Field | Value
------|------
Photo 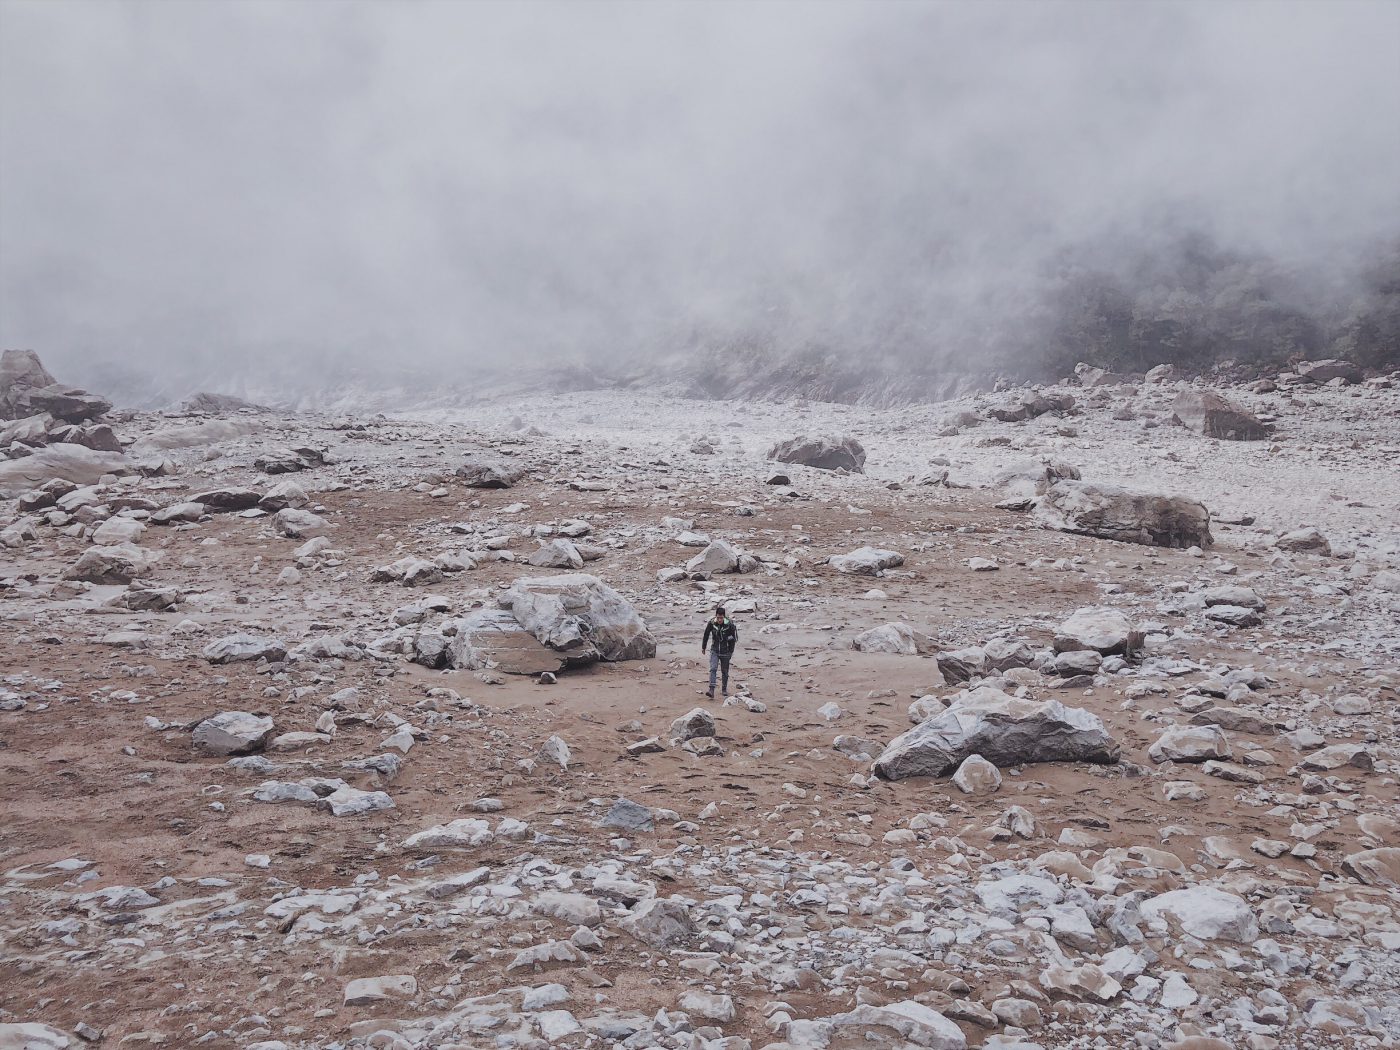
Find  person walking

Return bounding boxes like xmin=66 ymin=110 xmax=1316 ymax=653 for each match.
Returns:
xmin=701 ymin=605 xmax=738 ymax=699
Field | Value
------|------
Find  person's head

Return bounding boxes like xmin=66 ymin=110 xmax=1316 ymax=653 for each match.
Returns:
xmin=713 ymin=606 xmax=726 ymax=621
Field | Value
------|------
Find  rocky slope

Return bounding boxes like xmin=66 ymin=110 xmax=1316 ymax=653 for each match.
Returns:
xmin=1 ymin=357 xmax=1398 ymax=1050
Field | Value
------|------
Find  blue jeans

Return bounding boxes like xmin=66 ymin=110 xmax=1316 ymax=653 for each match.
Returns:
xmin=708 ymin=650 xmax=731 ymax=695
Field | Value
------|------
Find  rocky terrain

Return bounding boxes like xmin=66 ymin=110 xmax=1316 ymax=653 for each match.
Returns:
xmin=2 ymin=351 xmax=1399 ymax=1050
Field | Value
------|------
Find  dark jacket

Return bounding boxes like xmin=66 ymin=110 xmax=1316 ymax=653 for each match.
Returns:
xmin=702 ymin=618 xmax=739 ymax=655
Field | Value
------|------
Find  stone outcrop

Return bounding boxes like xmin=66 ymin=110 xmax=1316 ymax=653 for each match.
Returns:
xmin=873 ymin=691 xmax=1119 ymax=779
xmin=1171 ymin=389 xmax=1272 ymax=440
xmin=500 ymin=574 xmax=656 ymax=664
xmin=767 ymin=433 xmax=866 ymax=472
xmin=1036 ymin=480 xmax=1212 ymax=548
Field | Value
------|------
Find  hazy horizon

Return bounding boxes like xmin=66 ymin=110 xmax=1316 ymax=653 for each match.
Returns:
xmin=2 ymin=0 xmax=1398 ymax=399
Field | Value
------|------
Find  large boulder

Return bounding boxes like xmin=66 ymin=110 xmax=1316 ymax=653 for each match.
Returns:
xmin=528 ymin=539 xmax=585 ymax=569
xmin=1295 ymin=359 xmax=1363 ymax=384
xmin=64 ymin=543 xmax=157 ymax=584
xmin=500 ymin=574 xmax=656 ymax=664
xmin=202 ymin=634 xmax=288 ymax=664
xmin=179 ymin=391 xmax=270 ymax=414
xmin=873 ymin=691 xmax=1119 ymax=779
xmin=1171 ymin=390 xmax=1272 ymax=440
xmin=1140 ymin=887 xmax=1258 ymax=943
xmin=1053 ymin=607 xmax=1143 ymax=655
xmin=19 ymin=385 xmax=112 ymax=424
xmin=447 ymin=607 xmax=566 ymax=675
xmin=986 ymin=390 xmax=1075 ymax=422
xmin=192 ymin=711 xmax=275 ymax=755
xmin=852 ymin=622 xmax=933 ymax=655
xmin=191 ymin=487 xmax=263 ymax=512
xmin=1341 ymin=848 xmax=1400 ymax=888
xmin=767 ymin=433 xmax=866 ymax=473
xmin=0 ymin=445 xmax=130 ymax=497
xmin=1036 ymin=480 xmax=1212 ymax=548
xmin=830 ymin=546 xmax=904 ymax=576
xmin=0 ymin=349 xmax=58 ymax=418
xmin=457 ymin=454 xmax=525 ymax=488
xmin=685 ymin=538 xmax=740 ymax=575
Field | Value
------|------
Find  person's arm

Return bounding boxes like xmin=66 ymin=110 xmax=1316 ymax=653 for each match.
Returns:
xmin=731 ymin=623 xmax=739 ymax=649
xmin=702 ymin=623 xmax=713 ymax=652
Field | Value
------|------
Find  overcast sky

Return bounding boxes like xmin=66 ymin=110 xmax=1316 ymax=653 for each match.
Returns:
xmin=2 ymin=0 xmax=1398 ymax=389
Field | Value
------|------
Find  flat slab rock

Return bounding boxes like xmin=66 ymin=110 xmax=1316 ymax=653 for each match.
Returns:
xmin=448 ymin=607 xmax=565 ymax=675
xmin=874 ymin=689 xmax=1119 ymax=779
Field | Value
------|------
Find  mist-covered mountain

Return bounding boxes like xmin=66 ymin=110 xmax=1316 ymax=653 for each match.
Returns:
xmin=2 ymin=2 xmax=1397 ymax=407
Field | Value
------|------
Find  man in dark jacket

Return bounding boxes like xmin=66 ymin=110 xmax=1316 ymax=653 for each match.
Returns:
xmin=701 ymin=605 xmax=738 ymax=699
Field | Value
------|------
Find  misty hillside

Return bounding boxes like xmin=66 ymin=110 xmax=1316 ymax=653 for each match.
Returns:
xmin=2 ymin=2 xmax=1398 ymax=407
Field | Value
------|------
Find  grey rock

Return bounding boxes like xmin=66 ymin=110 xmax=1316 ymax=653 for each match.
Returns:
xmin=1171 ymin=389 xmax=1272 ymax=440
xmin=203 ymin=634 xmax=288 ymax=664
xmin=874 ymin=691 xmax=1118 ymax=779
xmin=767 ymin=433 xmax=866 ymax=472
xmin=500 ymin=573 xmax=656 ymax=663
xmin=601 ymin=797 xmax=654 ymax=831
xmin=1037 ymin=480 xmax=1212 ymax=548
xmin=193 ymin=711 xmax=275 ymax=755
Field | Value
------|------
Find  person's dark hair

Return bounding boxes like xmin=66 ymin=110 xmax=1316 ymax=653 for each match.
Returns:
xmin=714 ymin=606 xmax=725 ymax=616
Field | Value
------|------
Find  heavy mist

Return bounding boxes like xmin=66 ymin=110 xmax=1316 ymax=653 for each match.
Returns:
xmin=1 ymin=0 xmax=1397 ymax=404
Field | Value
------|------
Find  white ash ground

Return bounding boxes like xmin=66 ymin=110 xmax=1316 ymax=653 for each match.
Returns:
xmin=1 ymin=373 xmax=1399 ymax=1050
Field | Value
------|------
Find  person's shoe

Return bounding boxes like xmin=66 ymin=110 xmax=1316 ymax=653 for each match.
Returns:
xmin=705 ymin=691 xmax=713 ymax=699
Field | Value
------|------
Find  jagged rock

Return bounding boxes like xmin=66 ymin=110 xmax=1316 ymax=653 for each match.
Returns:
xmin=91 ymin=517 xmax=144 ymax=546
xmin=191 ymin=487 xmax=262 ymax=511
xmin=1149 ymin=725 xmax=1233 ymax=763
xmin=987 ymin=390 xmax=1076 ymax=422
xmin=1204 ymin=604 xmax=1261 ymax=627
xmin=150 ymin=501 xmax=205 ymax=524
xmin=767 ymin=433 xmax=866 ymax=472
xmin=371 ymin=556 xmax=443 ymax=587
xmin=273 ymin=508 xmax=328 ymax=537
xmin=0 ymin=412 xmax=53 ymax=447
xmin=873 ymin=692 xmax=1119 ymax=779
xmin=686 ymin=538 xmax=740 ymax=575
xmin=951 ymin=754 xmax=1002 ymax=794
xmin=258 ymin=480 xmax=309 ymax=511
xmin=829 ymin=546 xmax=904 ymax=576
xmin=1188 ymin=706 xmax=1274 ymax=734
xmin=457 ymin=454 xmax=524 ymax=487
xmin=1053 ymin=607 xmax=1143 ymax=655
xmin=1201 ymin=584 xmax=1264 ymax=609
xmin=319 ymin=786 xmax=394 ymax=816
xmin=0 ymin=445 xmax=130 ymax=497
xmin=0 ymin=349 xmax=59 ymax=418
xmin=1295 ymin=359 xmax=1363 ymax=384
xmin=601 ymin=797 xmax=654 ymax=831
xmin=1341 ymin=848 xmax=1400 ymax=888
xmin=829 ymin=1002 xmax=966 ymax=1050
xmin=64 ymin=543 xmax=157 ymax=584
xmin=0 ymin=1023 xmax=76 ymax=1049
xmin=192 ymin=711 xmax=275 ymax=755
xmin=255 ymin=447 xmax=326 ymax=473
xmin=669 ymin=707 xmax=716 ymax=742
xmin=1140 ymin=887 xmax=1258 ymax=942
xmin=124 ymin=584 xmax=181 ymax=611
xmin=1276 ymin=527 xmax=1331 ymax=555
xmin=618 ymin=897 xmax=693 ymax=948
xmin=1171 ymin=389 xmax=1272 ymax=440
xmin=203 ymin=634 xmax=288 ymax=664
xmin=1037 ymin=480 xmax=1212 ymax=548
xmin=1300 ymin=743 xmax=1373 ymax=771
xmin=529 ymin=538 xmax=585 ymax=569
xmin=343 ymin=975 xmax=416 ymax=1006
xmin=63 ymin=424 xmax=123 ymax=453
xmin=403 ymin=818 xmax=493 ymax=850
xmin=447 ymin=607 xmax=565 ymax=675
xmin=500 ymin=574 xmax=656 ymax=663
xmin=852 ymin=622 xmax=931 ymax=655
xmin=995 ymin=457 xmax=1081 ymax=499
xmin=20 ymin=385 xmax=112 ymax=424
